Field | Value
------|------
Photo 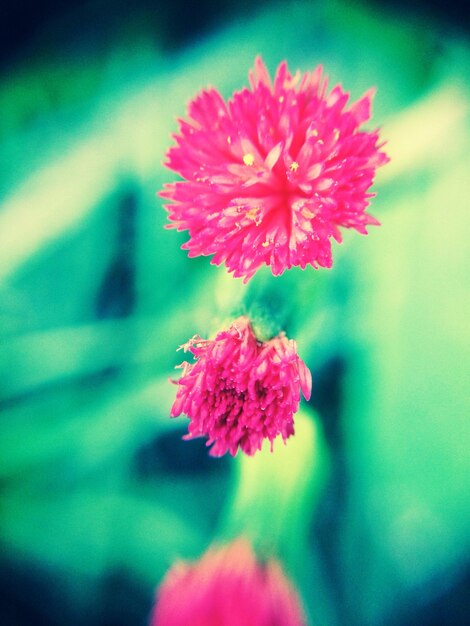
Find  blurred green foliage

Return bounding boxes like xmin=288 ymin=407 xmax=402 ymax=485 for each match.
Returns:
xmin=0 ymin=0 xmax=469 ymax=624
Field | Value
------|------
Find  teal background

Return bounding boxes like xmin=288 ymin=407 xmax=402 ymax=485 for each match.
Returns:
xmin=1 ymin=1 xmax=469 ymax=624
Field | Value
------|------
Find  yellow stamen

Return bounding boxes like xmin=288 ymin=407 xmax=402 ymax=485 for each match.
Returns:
xmin=289 ymin=161 xmax=299 ymax=172
xmin=301 ymin=207 xmax=315 ymax=219
xmin=246 ymin=207 xmax=262 ymax=225
xmin=243 ymin=153 xmax=255 ymax=166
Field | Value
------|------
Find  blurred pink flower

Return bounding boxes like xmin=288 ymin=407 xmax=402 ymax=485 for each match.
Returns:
xmin=151 ymin=539 xmax=306 ymax=626
xmin=161 ymin=56 xmax=389 ymax=281
xmin=170 ymin=316 xmax=311 ymax=457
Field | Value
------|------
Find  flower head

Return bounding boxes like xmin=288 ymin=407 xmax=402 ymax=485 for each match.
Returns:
xmin=171 ymin=316 xmax=311 ymax=457
xmin=151 ymin=539 xmax=306 ymax=626
xmin=161 ymin=56 xmax=389 ymax=281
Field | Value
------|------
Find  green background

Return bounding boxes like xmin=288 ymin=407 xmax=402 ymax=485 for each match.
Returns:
xmin=1 ymin=0 xmax=469 ymax=624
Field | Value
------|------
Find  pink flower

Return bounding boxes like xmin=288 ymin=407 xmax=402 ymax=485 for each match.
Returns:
xmin=161 ymin=56 xmax=389 ymax=281
xmin=151 ymin=539 xmax=306 ymax=626
xmin=170 ymin=316 xmax=311 ymax=457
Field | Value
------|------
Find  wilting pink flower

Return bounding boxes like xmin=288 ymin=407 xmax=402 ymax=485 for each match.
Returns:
xmin=151 ymin=539 xmax=306 ymax=626
xmin=161 ymin=56 xmax=389 ymax=281
xmin=171 ymin=316 xmax=311 ymax=457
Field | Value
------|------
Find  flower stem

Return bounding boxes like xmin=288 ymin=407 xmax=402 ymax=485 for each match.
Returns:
xmin=218 ymin=407 xmax=336 ymax=624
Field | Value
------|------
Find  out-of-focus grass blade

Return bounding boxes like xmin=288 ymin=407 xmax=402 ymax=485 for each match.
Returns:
xmin=1 ymin=317 xmax=166 ymax=399
xmin=338 ymin=79 xmax=470 ymax=624
xmin=0 ymin=376 xmax=175 ymax=481
xmin=0 ymin=275 xmax=221 ymax=401
xmin=0 ymin=486 xmax=204 ymax=586
xmin=380 ymin=82 xmax=470 ymax=185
